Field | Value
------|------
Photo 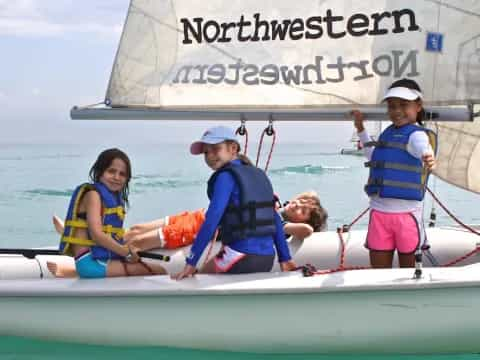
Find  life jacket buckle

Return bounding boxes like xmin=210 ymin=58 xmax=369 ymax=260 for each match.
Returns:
xmin=365 ymin=160 xmax=385 ymax=168
xmin=369 ymin=178 xmax=384 ymax=186
xmin=248 ymin=201 xmax=256 ymax=229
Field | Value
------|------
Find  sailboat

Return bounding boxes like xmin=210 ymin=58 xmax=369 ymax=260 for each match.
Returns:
xmin=340 ymin=121 xmax=382 ymax=156
xmin=1 ymin=0 xmax=480 ymax=354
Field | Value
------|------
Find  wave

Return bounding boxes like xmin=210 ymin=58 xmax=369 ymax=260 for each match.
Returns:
xmin=133 ymin=179 xmax=203 ymax=189
xmin=0 ymin=154 xmax=82 ymax=161
xmin=270 ymin=164 xmax=351 ymax=175
xmin=23 ymin=189 xmax=73 ymax=198
xmin=21 ymin=177 xmax=203 ymax=198
xmin=133 ymin=172 xmax=205 ymax=190
xmin=275 ymin=151 xmax=340 ymax=157
xmin=133 ymin=174 xmax=166 ymax=180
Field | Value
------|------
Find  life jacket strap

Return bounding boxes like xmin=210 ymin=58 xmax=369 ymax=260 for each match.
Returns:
xmin=225 ymin=200 xmax=275 ymax=232
xmin=102 ymin=225 xmax=125 ymax=237
xmin=65 ymin=219 xmax=88 ymax=229
xmin=64 ymin=220 xmax=124 ymax=237
xmin=365 ymin=161 xmax=423 ymax=173
xmin=60 ymin=236 xmax=96 ymax=247
xmin=103 ymin=206 xmax=126 ymax=220
xmin=364 ymin=140 xmax=407 ymax=150
xmin=366 ymin=178 xmax=425 ymax=190
xmin=226 ymin=200 xmax=275 ymax=212
xmin=229 ymin=219 xmax=275 ymax=232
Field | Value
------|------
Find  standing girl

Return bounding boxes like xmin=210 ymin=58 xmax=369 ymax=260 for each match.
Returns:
xmin=172 ymin=126 xmax=296 ymax=280
xmin=57 ymin=148 xmax=166 ymax=278
xmin=352 ymin=79 xmax=436 ymax=268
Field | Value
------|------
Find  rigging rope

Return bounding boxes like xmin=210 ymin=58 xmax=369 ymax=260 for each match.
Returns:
xmin=426 ymin=186 xmax=480 ymax=236
xmin=299 ymin=186 xmax=480 ymax=277
xmin=255 ymin=119 xmax=277 ymax=172
xmin=298 ymin=208 xmax=371 ymax=277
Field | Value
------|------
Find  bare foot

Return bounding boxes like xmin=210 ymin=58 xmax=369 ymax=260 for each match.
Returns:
xmin=52 ymin=215 xmax=64 ymax=235
xmin=47 ymin=261 xmax=77 ymax=278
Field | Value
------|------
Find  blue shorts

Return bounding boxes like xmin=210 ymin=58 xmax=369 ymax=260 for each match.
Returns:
xmin=75 ymin=251 xmax=107 ymax=278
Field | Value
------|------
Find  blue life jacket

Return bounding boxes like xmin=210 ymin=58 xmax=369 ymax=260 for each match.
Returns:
xmin=364 ymin=124 xmax=437 ymax=201
xmin=207 ymin=162 xmax=276 ymax=244
xmin=59 ymin=182 xmax=126 ymax=260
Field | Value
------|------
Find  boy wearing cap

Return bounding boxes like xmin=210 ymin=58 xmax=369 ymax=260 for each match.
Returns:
xmin=351 ymin=79 xmax=437 ymax=269
xmin=172 ymin=126 xmax=296 ymax=280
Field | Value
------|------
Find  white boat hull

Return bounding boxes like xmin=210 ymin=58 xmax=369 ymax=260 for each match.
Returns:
xmin=1 ymin=267 xmax=480 ymax=353
xmin=1 ymin=227 xmax=478 ymax=279
xmin=1 ymin=226 xmax=479 ymax=353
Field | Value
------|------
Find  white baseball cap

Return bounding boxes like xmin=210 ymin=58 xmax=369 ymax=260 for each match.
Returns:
xmin=190 ymin=126 xmax=239 ymax=155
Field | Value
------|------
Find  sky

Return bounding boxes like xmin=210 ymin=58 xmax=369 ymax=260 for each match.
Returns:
xmin=0 ymin=0 xmax=353 ymax=146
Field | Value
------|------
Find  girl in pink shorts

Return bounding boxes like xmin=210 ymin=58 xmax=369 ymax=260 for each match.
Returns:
xmin=351 ymin=79 xmax=436 ymax=268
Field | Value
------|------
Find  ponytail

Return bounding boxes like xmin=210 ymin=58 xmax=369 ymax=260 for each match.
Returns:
xmin=238 ymin=154 xmax=254 ymax=166
xmin=417 ymin=107 xmax=426 ymax=126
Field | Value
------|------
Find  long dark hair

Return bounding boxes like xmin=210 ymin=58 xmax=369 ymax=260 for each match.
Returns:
xmin=388 ymin=78 xmax=425 ymax=126
xmin=89 ymin=148 xmax=132 ymax=207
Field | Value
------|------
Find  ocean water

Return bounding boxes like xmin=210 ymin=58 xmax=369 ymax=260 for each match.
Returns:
xmin=0 ymin=142 xmax=479 ymax=359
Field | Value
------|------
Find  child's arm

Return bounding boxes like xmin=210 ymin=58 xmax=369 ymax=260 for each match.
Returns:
xmin=351 ymin=110 xmax=374 ymax=160
xmin=187 ymin=173 xmax=234 ymax=266
xmin=283 ymin=222 xmax=313 ymax=239
xmin=407 ymin=132 xmax=436 ymax=171
xmin=172 ymin=173 xmax=235 ymax=280
xmin=85 ymin=191 xmax=138 ymax=261
xmin=273 ymin=212 xmax=296 ymax=271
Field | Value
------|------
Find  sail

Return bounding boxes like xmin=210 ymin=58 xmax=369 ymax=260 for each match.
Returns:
xmin=428 ymin=112 xmax=480 ymax=194
xmin=106 ymin=0 xmax=480 ymax=109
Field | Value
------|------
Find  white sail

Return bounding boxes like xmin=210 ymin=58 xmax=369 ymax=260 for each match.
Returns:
xmin=105 ymin=0 xmax=480 ymax=109
xmin=428 ymin=114 xmax=480 ymax=194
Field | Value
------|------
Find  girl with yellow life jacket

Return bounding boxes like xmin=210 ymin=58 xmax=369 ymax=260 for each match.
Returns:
xmin=351 ymin=79 xmax=437 ymax=269
xmin=54 ymin=148 xmax=166 ymax=278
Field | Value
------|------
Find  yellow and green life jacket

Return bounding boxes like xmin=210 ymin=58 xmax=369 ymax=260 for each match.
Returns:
xmin=59 ymin=182 xmax=126 ymax=260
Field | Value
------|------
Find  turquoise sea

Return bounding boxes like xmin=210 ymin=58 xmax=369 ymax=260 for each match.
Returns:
xmin=0 ymin=142 xmax=479 ymax=359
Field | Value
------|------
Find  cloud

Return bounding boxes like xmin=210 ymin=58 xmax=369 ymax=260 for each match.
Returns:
xmin=0 ymin=0 xmax=126 ymax=38
xmin=0 ymin=90 xmax=6 ymax=101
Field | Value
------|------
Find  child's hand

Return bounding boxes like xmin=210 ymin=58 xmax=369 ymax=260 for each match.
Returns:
xmin=351 ymin=110 xmax=365 ymax=132
xmin=124 ymin=244 xmax=140 ymax=263
xmin=280 ymin=260 xmax=297 ymax=272
xmin=422 ymin=153 xmax=436 ymax=171
xmin=171 ymin=264 xmax=197 ymax=280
